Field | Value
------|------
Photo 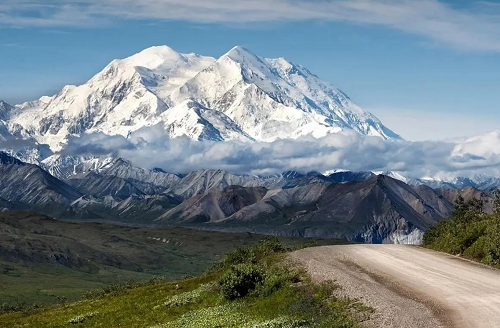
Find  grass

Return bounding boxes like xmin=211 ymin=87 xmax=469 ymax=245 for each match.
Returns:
xmin=0 ymin=238 xmax=371 ymax=328
xmin=0 ymin=261 xmax=154 ymax=306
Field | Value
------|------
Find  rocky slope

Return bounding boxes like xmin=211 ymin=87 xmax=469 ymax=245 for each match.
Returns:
xmin=0 ymin=152 xmax=82 ymax=208
xmin=157 ymin=175 xmax=460 ymax=243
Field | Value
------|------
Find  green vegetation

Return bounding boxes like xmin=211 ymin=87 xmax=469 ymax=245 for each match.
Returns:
xmin=423 ymin=192 xmax=500 ymax=267
xmin=0 ymin=238 xmax=371 ymax=328
xmin=0 ymin=212 xmax=347 ymax=306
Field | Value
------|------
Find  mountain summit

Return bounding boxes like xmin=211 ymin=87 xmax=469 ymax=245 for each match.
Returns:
xmin=4 ymin=45 xmax=401 ymax=151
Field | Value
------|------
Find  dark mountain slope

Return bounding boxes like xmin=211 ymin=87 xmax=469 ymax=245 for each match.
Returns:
xmin=161 ymin=186 xmax=268 ymax=223
xmin=0 ymin=152 xmax=82 ymax=206
xmin=67 ymin=171 xmax=146 ymax=200
xmin=158 ymin=176 xmax=457 ymax=243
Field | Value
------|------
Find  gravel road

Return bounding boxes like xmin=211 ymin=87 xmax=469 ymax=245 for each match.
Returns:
xmin=291 ymin=245 xmax=500 ymax=328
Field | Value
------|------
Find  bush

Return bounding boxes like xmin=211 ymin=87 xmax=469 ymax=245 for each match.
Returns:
xmin=219 ymin=264 xmax=264 ymax=300
xmin=463 ymin=236 xmax=487 ymax=260
xmin=0 ymin=300 xmax=42 ymax=315
xmin=209 ymin=237 xmax=290 ymax=273
xmin=254 ymin=265 xmax=303 ymax=298
xmin=483 ymin=222 xmax=500 ymax=265
xmin=256 ymin=237 xmax=289 ymax=255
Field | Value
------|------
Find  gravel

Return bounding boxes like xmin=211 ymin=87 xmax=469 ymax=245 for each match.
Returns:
xmin=291 ymin=245 xmax=500 ymax=328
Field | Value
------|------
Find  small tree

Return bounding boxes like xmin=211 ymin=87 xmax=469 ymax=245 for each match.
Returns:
xmin=493 ymin=189 xmax=500 ymax=216
xmin=452 ymin=196 xmax=485 ymax=224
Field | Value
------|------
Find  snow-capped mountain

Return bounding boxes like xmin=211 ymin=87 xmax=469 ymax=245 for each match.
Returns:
xmin=323 ymin=168 xmax=500 ymax=191
xmin=2 ymin=45 xmax=401 ymax=151
xmin=373 ymin=171 xmax=409 ymax=183
xmin=408 ymin=175 xmax=500 ymax=191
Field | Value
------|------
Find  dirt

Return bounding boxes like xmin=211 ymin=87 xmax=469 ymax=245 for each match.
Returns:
xmin=291 ymin=245 xmax=500 ymax=328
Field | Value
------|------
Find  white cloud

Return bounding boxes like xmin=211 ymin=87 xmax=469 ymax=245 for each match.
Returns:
xmin=59 ymin=125 xmax=500 ymax=179
xmin=2 ymin=0 xmax=500 ymax=52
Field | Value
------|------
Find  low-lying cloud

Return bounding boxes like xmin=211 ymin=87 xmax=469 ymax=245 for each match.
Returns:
xmin=59 ymin=125 xmax=500 ymax=179
xmin=2 ymin=0 xmax=500 ymax=52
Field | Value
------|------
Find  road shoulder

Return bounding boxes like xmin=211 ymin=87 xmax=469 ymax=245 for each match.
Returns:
xmin=291 ymin=246 xmax=449 ymax=328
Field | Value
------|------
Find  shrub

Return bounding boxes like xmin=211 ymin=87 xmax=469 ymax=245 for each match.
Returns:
xmin=68 ymin=312 xmax=98 ymax=324
xmin=219 ymin=264 xmax=264 ymax=300
xmin=463 ymin=236 xmax=487 ymax=260
xmin=223 ymin=246 xmax=257 ymax=266
xmin=253 ymin=265 xmax=303 ymax=298
xmin=0 ymin=301 xmax=26 ymax=315
xmin=257 ymin=237 xmax=289 ymax=255
xmin=0 ymin=300 xmax=42 ymax=315
xmin=483 ymin=222 xmax=500 ymax=265
xmin=209 ymin=237 xmax=289 ymax=272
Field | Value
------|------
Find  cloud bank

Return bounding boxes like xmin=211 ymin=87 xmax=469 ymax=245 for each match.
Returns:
xmin=60 ymin=126 xmax=500 ymax=179
xmin=2 ymin=0 xmax=500 ymax=52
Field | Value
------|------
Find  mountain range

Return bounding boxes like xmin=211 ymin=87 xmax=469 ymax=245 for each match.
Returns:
xmin=0 ymin=151 xmax=493 ymax=244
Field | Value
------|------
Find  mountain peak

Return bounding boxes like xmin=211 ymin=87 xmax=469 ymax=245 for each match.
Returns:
xmin=226 ymin=45 xmax=252 ymax=54
xmin=118 ymin=45 xmax=185 ymax=70
xmin=136 ymin=45 xmax=181 ymax=58
xmin=221 ymin=45 xmax=260 ymax=63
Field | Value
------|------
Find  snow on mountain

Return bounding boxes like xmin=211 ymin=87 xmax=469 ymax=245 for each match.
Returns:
xmin=170 ymin=46 xmax=400 ymax=141
xmin=323 ymin=168 xmax=500 ymax=191
xmin=41 ymin=155 xmax=115 ymax=179
xmin=408 ymin=175 xmax=500 ymax=191
xmin=8 ymin=46 xmax=216 ymax=150
xmin=160 ymin=100 xmax=253 ymax=141
xmin=96 ymin=158 xmax=182 ymax=191
xmin=374 ymin=171 xmax=409 ymax=183
xmin=4 ymin=45 xmax=401 ymax=152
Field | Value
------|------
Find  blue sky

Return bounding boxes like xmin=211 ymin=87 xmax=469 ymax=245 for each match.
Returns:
xmin=1 ymin=0 xmax=500 ymax=141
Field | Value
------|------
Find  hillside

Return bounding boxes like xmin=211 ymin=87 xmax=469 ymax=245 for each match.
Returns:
xmin=0 ymin=211 xmax=343 ymax=306
xmin=0 ymin=239 xmax=369 ymax=328
xmin=423 ymin=194 xmax=500 ymax=267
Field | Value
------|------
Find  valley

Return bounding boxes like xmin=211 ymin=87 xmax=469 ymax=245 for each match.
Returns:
xmin=0 ymin=211 xmax=343 ymax=305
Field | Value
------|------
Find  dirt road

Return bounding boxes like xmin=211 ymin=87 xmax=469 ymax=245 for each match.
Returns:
xmin=291 ymin=245 xmax=500 ymax=328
